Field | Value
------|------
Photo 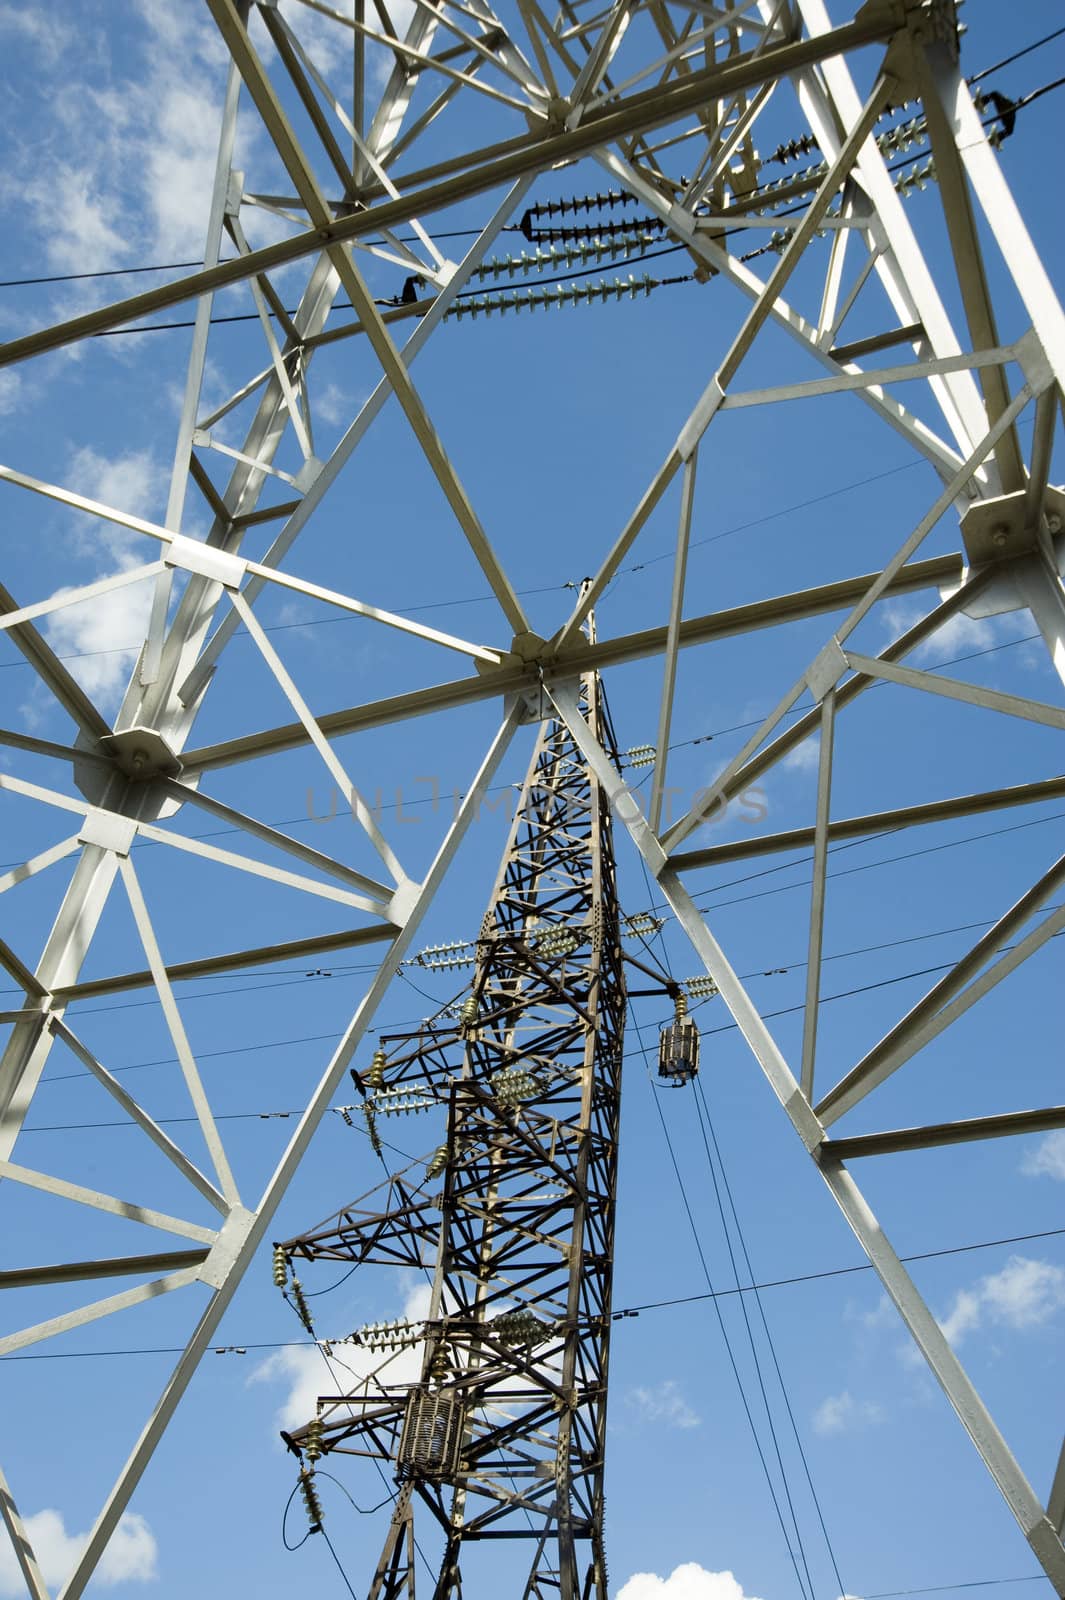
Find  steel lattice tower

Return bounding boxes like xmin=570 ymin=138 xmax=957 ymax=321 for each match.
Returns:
xmin=279 ymin=662 xmax=626 ymax=1598
xmin=2 ymin=1 xmax=1065 ymax=1593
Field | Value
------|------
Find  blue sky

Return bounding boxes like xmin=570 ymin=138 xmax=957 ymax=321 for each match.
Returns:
xmin=1 ymin=3 xmax=1064 ymax=1599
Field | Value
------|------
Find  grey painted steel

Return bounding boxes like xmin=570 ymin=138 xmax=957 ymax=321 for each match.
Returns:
xmin=1 ymin=0 xmax=1064 ymax=1592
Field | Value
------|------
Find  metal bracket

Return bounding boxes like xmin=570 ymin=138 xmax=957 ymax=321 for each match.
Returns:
xmin=806 ymin=638 xmax=848 ymax=702
xmin=956 ymin=488 xmax=1065 ymax=617
xmin=98 ymin=727 xmax=184 ymax=782
xmin=79 ymin=809 xmax=138 ymax=857
xmin=198 ymin=1207 xmax=256 ymax=1290
xmin=165 ymin=534 xmax=248 ymax=589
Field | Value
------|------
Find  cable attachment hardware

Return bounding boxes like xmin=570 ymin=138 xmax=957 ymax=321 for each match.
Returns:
xmin=658 ymin=992 xmax=701 ymax=1086
xmin=298 ymin=1467 xmax=324 ymax=1531
xmin=491 ymin=1065 xmax=542 ymax=1106
xmin=518 ymin=188 xmax=640 ymax=238
xmin=305 ymin=1414 xmax=324 ymax=1465
xmin=368 ymin=1083 xmax=436 ymax=1117
xmin=363 ymin=1102 xmax=383 ymax=1157
xmin=534 ymin=924 xmax=580 ymax=959
xmin=289 ymin=1276 xmax=315 ymax=1335
xmin=353 ymin=1317 xmax=424 ymax=1353
xmin=492 ymin=1308 xmax=552 ymax=1349
xmin=366 ymin=1047 xmax=387 ymax=1090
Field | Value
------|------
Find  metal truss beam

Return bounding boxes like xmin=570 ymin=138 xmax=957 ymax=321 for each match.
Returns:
xmin=0 ymin=5 xmax=897 ymax=369
xmin=2 ymin=0 xmax=1064 ymax=1591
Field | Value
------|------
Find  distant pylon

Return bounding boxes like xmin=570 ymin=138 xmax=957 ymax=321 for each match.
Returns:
xmin=278 ymin=662 xmax=629 ymax=1598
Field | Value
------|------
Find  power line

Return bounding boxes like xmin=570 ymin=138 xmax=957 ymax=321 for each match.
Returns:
xmin=5 ymin=1225 xmax=1063 ymax=1361
xmin=860 ymin=1579 xmax=1049 ymax=1599
xmin=632 ymin=1010 xmax=813 ymax=1600
xmin=0 ymin=453 xmax=936 ymax=673
xmin=22 ymin=888 xmax=1059 ymax=1088
xmin=1 ymin=27 xmax=1060 ymax=297
xmin=617 ymin=1226 xmax=1065 ymax=1319
xmin=0 ymin=578 xmax=570 ymax=672
xmin=676 ymin=809 xmax=1065 ymax=920
xmin=689 ymin=1078 xmax=820 ymax=1599
xmin=655 ymin=630 xmax=1043 ymax=758
xmin=968 ymin=24 xmax=1065 ymax=84
xmin=0 ymin=228 xmax=495 ymax=290
xmin=0 ymin=425 xmax=1041 ymax=682
xmin=693 ymin=1078 xmax=848 ymax=1597
xmin=694 ymin=929 xmax=1063 ymax=1040
xmin=5 ymin=79 xmax=1056 ymax=345
xmin=58 ymin=85 xmax=1065 ymax=335
xmin=0 ymin=624 xmax=1043 ymax=904
xmin=319 ymin=1525 xmax=360 ymax=1600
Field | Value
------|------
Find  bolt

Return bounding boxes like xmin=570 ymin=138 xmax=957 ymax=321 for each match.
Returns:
xmin=991 ymin=524 xmax=1010 ymax=548
xmin=130 ymin=749 xmax=148 ymax=773
xmin=1047 ymin=514 xmax=1062 ymax=535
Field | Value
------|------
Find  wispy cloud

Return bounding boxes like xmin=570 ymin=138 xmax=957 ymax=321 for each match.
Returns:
xmin=781 ymin=735 xmax=820 ymax=773
xmin=811 ymin=1390 xmax=884 ymax=1436
xmin=1021 ymin=1131 xmax=1065 ymax=1182
xmin=878 ymin=597 xmax=1033 ymax=670
xmin=41 ymin=447 xmax=163 ymax=705
xmin=0 ymin=5 xmax=76 ymax=67
xmin=616 ymin=1563 xmax=765 ymax=1600
xmin=626 ymin=1379 xmax=700 ymax=1430
xmin=249 ymin=1282 xmax=432 ymax=1433
xmin=846 ymin=1292 xmax=896 ymax=1332
xmin=0 ymin=1509 xmax=157 ymax=1597
xmin=937 ymin=1255 xmax=1065 ymax=1349
xmin=0 ymin=3 xmax=233 ymax=328
xmin=0 ymin=371 xmax=22 ymax=416
xmin=315 ymin=381 xmax=356 ymax=429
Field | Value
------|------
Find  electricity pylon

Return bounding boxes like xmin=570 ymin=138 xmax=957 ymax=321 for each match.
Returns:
xmin=278 ymin=662 xmax=628 ymax=1598
xmin=1 ymin=0 xmax=1065 ymax=1594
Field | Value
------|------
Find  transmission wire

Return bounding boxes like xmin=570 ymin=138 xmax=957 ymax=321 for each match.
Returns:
xmin=687 ymin=1080 xmax=820 ymax=1598
xmin=631 ymin=1009 xmax=812 ymax=1599
xmin=5 ymin=1226 xmax=1064 ymax=1360
xmin=694 ymin=1079 xmax=847 ymax=1597
xmin=319 ymin=1524 xmax=360 ymax=1600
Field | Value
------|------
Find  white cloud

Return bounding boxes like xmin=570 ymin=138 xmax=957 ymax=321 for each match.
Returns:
xmin=848 ymin=1292 xmax=895 ymax=1331
xmin=98 ymin=1516 xmax=158 ymax=1587
xmin=269 ymin=0 xmax=355 ymax=78
xmin=0 ymin=5 xmax=75 ymax=65
xmin=41 ymin=447 xmax=163 ymax=704
xmin=0 ymin=1509 xmax=157 ymax=1597
xmin=878 ymin=598 xmax=1029 ymax=669
xmin=811 ymin=1390 xmax=884 ymax=1436
xmin=250 ymin=1282 xmax=432 ymax=1433
xmin=44 ymin=577 xmax=154 ymax=701
xmin=0 ymin=371 xmax=21 ymax=416
xmin=616 ymin=1563 xmax=764 ymax=1600
xmin=938 ymin=1255 xmax=1065 ymax=1348
xmin=626 ymin=1380 xmax=700 ymax=1430
xmin=316 ymin=381 xmax=355 ymax=428
xmin=1021 ymin=1131 xmax=1065 ymax=1181
xmin=781 ymin=735 xmax=820 ymax=773
xmin=65 ymin=445 xmax=162 ymax=538
xmin=2 ymin=3 xmax=232 ymax=322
